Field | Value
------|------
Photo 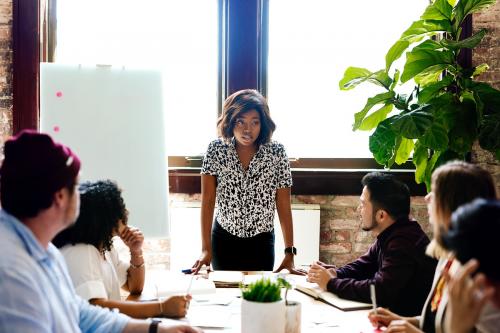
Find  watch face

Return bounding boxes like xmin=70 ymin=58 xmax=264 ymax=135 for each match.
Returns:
xmin=285 ymin=247 xmax=297 ymax=255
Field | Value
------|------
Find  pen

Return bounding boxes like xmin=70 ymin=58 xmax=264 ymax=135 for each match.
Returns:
xmin=186 ymin=273 xmax=195 ymax=295
xmin=370 ymin=284 xmax=377 ymax=315
xmin=182 ymin=268 xmax=193 ymax=274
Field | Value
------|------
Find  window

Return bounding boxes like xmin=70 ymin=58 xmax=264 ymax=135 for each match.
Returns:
xmin=13 ymin=0 xmax=443 ymax=194
xmin=268 ymin=0 xmax=429 ymax=158
xmin=55 ymin=0 xmax=218 ymax=156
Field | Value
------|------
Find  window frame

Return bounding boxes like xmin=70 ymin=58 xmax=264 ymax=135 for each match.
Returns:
xmin=13 ymin=0 xmax=471 ymax=195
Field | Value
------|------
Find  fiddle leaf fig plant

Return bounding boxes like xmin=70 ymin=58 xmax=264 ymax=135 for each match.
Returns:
xmin=339 ymin=0 xmax=500 ymax=190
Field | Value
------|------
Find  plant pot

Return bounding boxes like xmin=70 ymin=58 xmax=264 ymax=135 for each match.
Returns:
xmin=241 ymin=298 xmax=285 ymax=333
xmin=285 ymin=301 xmax=301 ymax=333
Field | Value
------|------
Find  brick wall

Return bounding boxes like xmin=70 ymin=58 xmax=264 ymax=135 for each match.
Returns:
xmin=0 ymin=0 xmax=12 ymax=151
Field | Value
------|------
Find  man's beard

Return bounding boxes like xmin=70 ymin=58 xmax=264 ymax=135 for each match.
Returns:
xmin=361 ymin=216 xmax=377 ymax=231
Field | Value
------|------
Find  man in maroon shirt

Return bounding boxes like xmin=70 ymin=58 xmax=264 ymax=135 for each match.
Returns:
xmin=308 ymin=172 xmax=437 ymax=316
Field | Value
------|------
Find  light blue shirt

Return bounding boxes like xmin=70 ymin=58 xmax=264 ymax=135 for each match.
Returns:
xmin=0 ymin=210 xmax=129 ymax=333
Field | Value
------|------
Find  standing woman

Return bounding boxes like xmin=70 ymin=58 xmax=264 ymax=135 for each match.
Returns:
xmin=192 ymin=89 xmax=302 ymax=274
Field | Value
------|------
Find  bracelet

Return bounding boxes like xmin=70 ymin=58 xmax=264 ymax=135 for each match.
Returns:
xmin=129 ymin=261 xmax=145 ymax=269
xmin=131 ymin=252 xmax=143 ymax=258
xmin=158 ymin=300 xmax=164 ymax=316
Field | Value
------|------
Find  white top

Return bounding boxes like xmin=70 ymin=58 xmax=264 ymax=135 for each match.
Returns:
xmin=60 ymin=244 xmax=129 ymax=301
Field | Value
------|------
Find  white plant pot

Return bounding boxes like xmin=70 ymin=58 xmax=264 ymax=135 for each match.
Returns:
xmin=241 ymin=299 xmax=285 ymax=333
xmin=285 ymin=301 xmax=301 ymax=333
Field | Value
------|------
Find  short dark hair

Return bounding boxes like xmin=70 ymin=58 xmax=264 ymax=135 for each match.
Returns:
xmin=0 ymin=130 xmax=80 ymax=219
xmin=361 ymin=172 xmax=410 ymax=220
xmin=431 ymin=161 xmax=497 ymax=220
xmin=442 ymin=199 xmax=500 ymax=282
xmin=53 ymin=180 xmax=127 ymax=253
xmin=217 ymin=89 xmax=276 ymax=146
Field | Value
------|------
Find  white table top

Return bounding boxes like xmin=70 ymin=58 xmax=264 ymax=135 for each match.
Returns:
xmin=157 ymin=287 xmax=375 ymax=333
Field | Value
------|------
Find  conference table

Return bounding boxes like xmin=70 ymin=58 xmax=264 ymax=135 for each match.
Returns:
xmin=127 ymin=271 xmax=375 ymax=333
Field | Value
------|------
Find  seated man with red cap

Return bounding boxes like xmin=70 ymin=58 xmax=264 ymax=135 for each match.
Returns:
xmin=0 ymin=130 xmax=201 ymax=333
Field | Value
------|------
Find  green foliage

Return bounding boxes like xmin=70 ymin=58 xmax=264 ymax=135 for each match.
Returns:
xmin=240 ymin=278 xmax=289 ymax=303
xmin=339 ymin=0 xmax=500 ymax=190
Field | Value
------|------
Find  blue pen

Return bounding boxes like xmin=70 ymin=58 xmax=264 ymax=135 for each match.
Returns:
xmin=182 ymin=268 xmax=193 ymax=274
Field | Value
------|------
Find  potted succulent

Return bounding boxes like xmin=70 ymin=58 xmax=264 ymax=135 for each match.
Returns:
xmin=240 ymin=278 xmax=286 ymax=333
xmin=339 ymin=0 xmax=500 ymax=189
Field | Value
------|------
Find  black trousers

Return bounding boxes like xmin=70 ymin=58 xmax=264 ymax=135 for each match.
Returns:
xmin=211 ymin=220 xmax=275 ymax=271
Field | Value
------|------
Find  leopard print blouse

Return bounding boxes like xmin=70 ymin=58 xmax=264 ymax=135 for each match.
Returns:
xmin=201 ymin=138 xmax=293 ymax=238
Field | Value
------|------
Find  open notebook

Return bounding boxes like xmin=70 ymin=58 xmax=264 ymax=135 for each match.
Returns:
xmin=292 ymin=276 xmax=371 ymax=311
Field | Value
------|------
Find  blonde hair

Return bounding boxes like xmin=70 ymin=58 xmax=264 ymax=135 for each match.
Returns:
xmin=426 ymin=161 xmax=497 ymax=258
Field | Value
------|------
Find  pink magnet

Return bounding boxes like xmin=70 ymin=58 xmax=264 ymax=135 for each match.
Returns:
xmin=53 ymin=126 xmax=60 ymax=132
xmin=56 ymin=91 xmax=63 ymax=98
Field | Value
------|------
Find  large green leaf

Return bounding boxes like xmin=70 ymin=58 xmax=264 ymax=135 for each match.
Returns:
xmin=339 ymin=67 xmax=372 ymax=90
xmin=386 ymin=40 xmax=410 ymax=71
xmin=418 ymin=76 xmax=454 ymax=103
xmin=441 ymin=29 xmax=486 ymax=49
xmin=472 ymin=64 xmax=489 ymax=77
xmin=401 ymin=47 xmax=454 ymax=82
xmin=358 ymin=104 xmax=394 ymax=131
xmin=400 ymin=20 xmax=452 ymax=41
xmin=453 ymin=0 xmax=496 ymax=31
xmin=421 ymin=0 xmax=453 ymax=20
xmin=479 ymin=113 xmax=500 ymax=151
xmin=353 ymin=91 xmax=395 ymax=130
xmin=415 ymin=64 xmax=447 ymax=86
xmin=391 ymin=105 xmax=434 ymax=138
xmin=369 ymin=118 xmax=398 ymax=166
xmin=470 ymin=82 xmax=500 ymax=115
xmin=424 ymin=151 xmax=442 ymax=191
xmin=446 ymin=101 xmax=478 ymax=153
xmin=389 ymin=70 xmax=401 ymax=91
xmin=413 ymin=140 xmax=429 ymax=184
xmin=420 ymin=120 xmax=449 ymax=150
xmin=395 ymin=137 xmax=415 ymax=165
xmin=339 ymin=67 xmax=392 ymax=90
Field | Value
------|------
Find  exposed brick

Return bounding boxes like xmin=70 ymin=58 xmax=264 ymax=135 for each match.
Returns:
xmin=334 ymin=230 xmax=351 ymax=242
xmin=320 ymin=242 xmax=352 ymax=254
xmin=329 ymin=196 xmax=359 ymax=207
xmin=354 ymin=230 xmax=374 ymax=243
xmin=294 ymin=195 xmax=329 ymax=205
xmin=319 ymin=229 xmax=332 ymax=243
xmin=329 ymin=219 xmax=360 ymax=230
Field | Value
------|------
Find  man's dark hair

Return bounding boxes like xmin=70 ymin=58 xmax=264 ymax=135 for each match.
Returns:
xmin=361 ymin=172 xmax=410 ymax=220
xmin=442 ymin=199 xmax=500 ymax=282
xmin=53 ymin=180 xmax=127 ymax=253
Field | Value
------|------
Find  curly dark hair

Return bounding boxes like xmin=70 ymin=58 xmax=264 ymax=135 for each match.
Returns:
xmin=53 ymin=180 xmax=128 ymax=253
xmin=217 ymin=89 xmax=276 ymax=146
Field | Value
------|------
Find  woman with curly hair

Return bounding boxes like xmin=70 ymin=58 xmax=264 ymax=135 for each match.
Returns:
xmin=53 ymin=180 xmax=190 ymax=319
